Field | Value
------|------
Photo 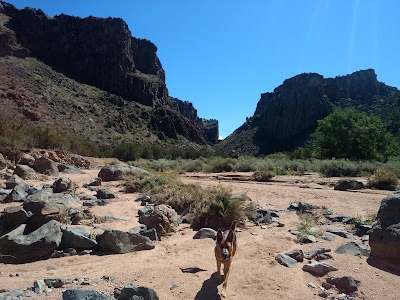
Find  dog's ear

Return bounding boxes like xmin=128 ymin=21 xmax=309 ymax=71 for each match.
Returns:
xmin=216 ymin=229 xmax=223 ymax=243
xmin=226 ymin=229 xmax=234 ymax=243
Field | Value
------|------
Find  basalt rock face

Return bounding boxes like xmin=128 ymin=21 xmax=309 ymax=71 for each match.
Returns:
xmin=219 ymin=69 xmax=400 ymax=155
xmin=2 ymin=3 xmax=167 ymax=106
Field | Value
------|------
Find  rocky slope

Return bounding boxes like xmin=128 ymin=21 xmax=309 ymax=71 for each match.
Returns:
xmin=0 ymin=1 xmax=218 ymax=149
xmin=218 ymin=69 xmax=400 ymax=155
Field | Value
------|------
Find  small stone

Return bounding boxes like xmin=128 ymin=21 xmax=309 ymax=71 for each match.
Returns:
xmin=80 ymin=278 xmax=91 ymax=285
xmin=275 ymin=254 xmax=298 ymax=268
xmin=33 ymin=279 xmax=46 ymax=294
xmin=302 ymin=261 xmax=338 ymax=276
xmin=308 ymin=282 xmax=317 ymax=289
xmin=170 ymin=283 xmax=179 ymax=290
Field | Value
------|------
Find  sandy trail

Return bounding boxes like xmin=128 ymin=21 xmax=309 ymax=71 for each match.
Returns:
xmin=0 ymin=169 xmax=399 ymax=300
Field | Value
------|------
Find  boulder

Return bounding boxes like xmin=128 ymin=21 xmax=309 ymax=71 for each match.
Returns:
xmin=302 ymin=261 xmax=338 ymax=276
xmin=83 ymin=177 xmax=102 ymax=187
xmin=304 ymin=247 xmax=331 ymax=260
xmin=18 ymin=153 xmax=35 ymax=166
xmin=288 ymin=201 xmax=318 ymax=213
xmin=34 ymin=156 xmax=59 ymax=176
xmin=326 ymin=228 xmax=354 ymax=239
xmin=325 ymin=214 xmax=355 ymax=224
xmin=24 ymin=188 xmax=80 ymax=210
xmin=118 ymin=285 xmax=159 ymax=300
xmin=138 ymin=228 xmax=160 ymax=241
xmin=1 ymin=206 xmax=30 ymax=230
xmin=193 ymin=228 xmax=217 ymax=240
xmin=334 ymin=180 xmax=364 ymax=191
xmin=53 ymin=177 xmax=75 ymax=193
xmin=98 ymin=164 xmax=147 ymax=181
xmin=138 ymin=206 xmax=154 ymax=217
xmin=5 ymin=182 xmax=30 ymax=203
xmin=369 ymin=192 xmax=400 ymax=259
xmin=298 ymin=235 xmax=316 ymax=244
xmin=329 ymin=276 xmax=360 ymax=295
xmin=61 ymin=226 xmax=98 ymax=250
xmin=275 ymin=254 xmax=298 ymax=268
xmin=285 ymin=249 xmax=304 ymax=262
xmin=0 ymin=220 xmax=62 ymax=262
xmin=62 ymin=289 xmax=114 ymax=300
xmin=139 ymin=204 xmax=179 ymax=235
xmin=5 ymin=174 xmax=25 ymax=189
xmin=96 ymin=188 xmax=116 ymax=199
xmin=354 ymin=223 xmax=372 ymax=237
xmin=335 ymin=242 xmax=370 ymax=257
xmin=58 ymin=164 xmax=84 ymax=174
xmin=97 ymin=230 xmax=155 ymax=253
xmin=44 ymin=278 xmax=73 ymax=288
xmin=14 ymin=164 xmax=37 ymax=180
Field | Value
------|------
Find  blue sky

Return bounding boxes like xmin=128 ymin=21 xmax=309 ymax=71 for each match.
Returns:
xmin=5 ymin=0 xmax=400 ymax=138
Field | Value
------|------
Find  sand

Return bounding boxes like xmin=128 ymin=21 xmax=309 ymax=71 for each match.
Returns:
xmin=0 ymin=169 xmax=399 ymax=300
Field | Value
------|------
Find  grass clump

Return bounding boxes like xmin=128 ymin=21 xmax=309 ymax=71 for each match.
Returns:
xmin=203 ymin=157 xmax=235 ymax=173
xmin=296 ymin=212 xmax=323 ymax=239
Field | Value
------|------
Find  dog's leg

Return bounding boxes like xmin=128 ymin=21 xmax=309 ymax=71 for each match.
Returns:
xmin=221 ymin=260 xmax=231 ymax=298
xmin=216 ymin=259 xmax=222 ymax=283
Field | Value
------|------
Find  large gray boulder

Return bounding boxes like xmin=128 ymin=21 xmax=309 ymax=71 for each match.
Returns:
xmin=61 ymin=226 xmax=98 ymax=250
xmin=97 ymin=230 xmax=155 ymax=253
xmin=53 ymin=177 xmax=75 ymax=193
xmin=4 ymin=182 xmax=30 ymax=203
xmin=5 ymin=174 xmax=25 ymax=189
xmin=34 ymin=156 xmax=59 ymax=176
xmin=0 ymin=206 xmax=30 ymax=230
xmin=0 ymin=220 xmax=62 ymax=262
xmin=14 ymin=164 xmax=38 ymax=180
xmin=62 ymin=289 xmax=114 ymax=300
xmin=98 ymin=164 xmax=147 ymax=181
xmin=369 ymin=192 xmax=400 ymax=259
xmin=139 ymin=204 xmax=179 ymax=235
xmin=118 ymin=285 xmax=159 ymax=300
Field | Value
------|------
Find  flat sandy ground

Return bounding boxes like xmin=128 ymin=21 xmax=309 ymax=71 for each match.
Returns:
xmin=1 ymin=168 xmax=399 ymax=300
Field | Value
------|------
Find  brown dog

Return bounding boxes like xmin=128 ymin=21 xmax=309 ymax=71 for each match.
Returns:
xmin=215 ymin=221 xmax=237 ymax=298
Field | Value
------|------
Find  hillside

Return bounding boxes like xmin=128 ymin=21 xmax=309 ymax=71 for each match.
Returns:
xmin=218 ymin=69 xmax=400 ymax=156
xmin=0 ymin=1 xmax=218 ymax=151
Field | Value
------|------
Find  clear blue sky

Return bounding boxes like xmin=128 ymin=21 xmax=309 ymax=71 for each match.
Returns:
xmin=5 ymin=0 xmax=400 ymax=138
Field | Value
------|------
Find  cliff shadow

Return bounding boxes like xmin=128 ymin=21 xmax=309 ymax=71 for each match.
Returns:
xmin=194 ymin=272 xmax=221 ymax=300
xmin=367 ymin=256 xmax=400 ymax=276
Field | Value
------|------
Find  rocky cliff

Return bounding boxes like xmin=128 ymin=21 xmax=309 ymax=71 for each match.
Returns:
xmin=218 ymin=69 xmax=400 ymax=155
xmin=0 ymin=1 xmax=219 ymax=147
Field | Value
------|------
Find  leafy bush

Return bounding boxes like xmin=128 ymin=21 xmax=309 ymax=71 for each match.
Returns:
xmin=312 ymin=108 xmax=400 ymax=160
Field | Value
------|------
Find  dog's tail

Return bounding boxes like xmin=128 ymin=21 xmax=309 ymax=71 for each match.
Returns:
xmin=230 ymin=220 xmax=237 ymax=231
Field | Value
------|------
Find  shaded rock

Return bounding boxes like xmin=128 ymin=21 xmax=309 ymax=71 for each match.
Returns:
xmin=18 ymin=153 xmax=35 ymax=166
xmin=1 ymin=206 xmax=29 ymax=230
xmin=97 ymin=230 xmax=155 ymax=253
xmin=335 ymin=242 xmax=371 ymax=257
xmin=138 ymin=206 xmax=154 ymax=217
xmin=334 ymin=276 xmax=359 ymax=295
xmin=288 ymin=201 xmax=318 ymax=213
xmin=321 ymin=234 xmax=336 ymax=241
xmin=138 ymin=228 xmax=160 ymax=241
xmin=62 ymin=289 xmax=114 ymax=300
xmin=83 ymin=177 xmax=102 ymax=188
xmin=302 ymin=261 xmax=338 ymax=276
xmin=250 ymin=209 xmax=273 ymax=224
xmin=98 ymin=164 xmax=147 ymax=181
xmin=193 ymin=228 xmax=217 ymax=240
xmin=61 ymin=226 xmax=98 ymax=250
xmin=44 ymin=278 xmax=73 ymax=288
xmin=70 ymin=209 xmax=95 ymax=225
xmin=83 ymin=199 xmax=110 ymax=207
xmin=334 ymin=180 xmax=364 ymax=191
xmin=5 ymin=174 xmax=25 ymax=189
xmin=298 ymin=235 xmax=316 ymax=244
xmin=53 ymin=177 xmax=75 ymax=193
xmin=58 ymin=164 xmax=83 ymax=174
xmin=325 ymin=215 xmax=355 ymax=224
xmin=139 ymin=204 xmax=179 ymax=235
xmin=33 ymin=279 xmax=46 ymax=294
xmin=326 ymin=228 xmax=354 ymax=239
xmin=14 ymin=164 xmax=37 ymax=180
xmin=129 ymin=225 xmax=148 ymax=234
xmin=0 ymin=220 xmax=62 ymax=262
xmin=5 ymin=182 xmax=29 ymax=202
xmin=25 ymin=202 xmax=70 ymax=233
xmin=354 ymin=223 xmax=372 ymax=237
xmin=275 ymin=254 xmax=298 ymax=268
xmin=304 ymin=247 xmax=331 ymax=260
xmin=369 ymin=192 xmax=400 ymax=259
xmin=34 ymin=156 xmax=59 ymax=176
xmin=118 ymin=285 xmax=159 ymax=300
xmin=285 ymin=249 xmax=304 ymax=262
xmin=96 ymin=188 xmax=116 ymax=199
xmin=24 ymin=188 xmax=80 ymax=210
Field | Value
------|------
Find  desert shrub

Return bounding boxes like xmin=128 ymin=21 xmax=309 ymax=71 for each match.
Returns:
xmin=251 ymin=170 xmax=275 ymax=182
xmin=296 ymin=212 xmax=323 ymax=238
xmin=180 ymin=159 xmax=205 ymax=173
xmin=124 ymin=172 xmax=178 ymax=193
xmin=233 ymin=156 xmax=259 ymax=172
xmin=203 ymin=157 xmax=236 ymax=173
xmin=367 ymin=168 xmax=399 ymax=189
xmin=318 ymin=159 xmax=361 ymax=177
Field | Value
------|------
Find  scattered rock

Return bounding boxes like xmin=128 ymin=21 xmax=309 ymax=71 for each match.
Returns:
xmin=288 ymin=201 xmax=318 ymax=213
xmin=44 ymin=278 xmax=73 ymax=288
xmin=193 ymin=228 xmax=217 ymax=240
xmin=118 ymin=285 xmax=159 ymax=300
xmin=304 ymin=247 xmax=331 ymax=260
xmin=58 ymin=164 xmax=83 ymax=174
xmin=334 ymin=180 xmax=364 ymax=191
xmin=354 ymin=223 xmax=372 ymax=237
xmin=326 ymin=228 xmax=354 ymax=239
xmin=1 ymin=206 xmax=30 ymax=230
xmin=62 ymin=289 xmax=114 ymax=300
xmin=96 ymin=188 xmax=116 ymax=199
xmin=61 ymin=226 xmax=98 ymax=250
xmin=80 ymin=278 xmax=91 ymax=285
xmin=14 ymin=164 xmax=38 ymax=180
xmin=139 ymin=204 xmax=179 ymax=235
xmin=33 ymin=279 xmax=47 ymax=294
xmin=325 ymin=215 xmax=354 ymax=224
xmin=5 ymin=174 xmax=25 ymax=189
xmin=334 ymin=276 xmax=359 ymax=295
xmin=5 ymin=182 xmax=30 ymax=202
xmin=302 ymin=261 xmax=338 ymax=276
xmin=320 ymin=234 xmax=336 ymax=241
xmin=82 ymin=199 xmax=110 ymax=207
xmin=53 ymin=177 xmax=75 ymax=193
xmin=180 ymin=267 xmax=207 ymax=273
xmin=298 ymin=235 xmax=316 ymax=244
xmin=275 ymin=254 xmax=298 ymax=268
xmin=285 ymin=249 xmax=304 ymax=262
xmin=98 ymin=164 xmax=147 ymax=181
xmin=335 ymin=242 xmax=371 ymax=257
xmin=83 ymin=177 xmax=102 ymax=188
xmin=33 ymin=156 xmax=59 ymax=176
xmin=369 ymin=192 xmax=400 ymax=259
xmin=138 ymin=206 xmax=155 ymax=217
xmin=97 ymin=230 xmax=155 ymax=253
xmin=249 ymin=209 xmax=273 ymax=224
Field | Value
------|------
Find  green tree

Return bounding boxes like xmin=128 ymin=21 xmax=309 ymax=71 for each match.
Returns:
xmin=312 ymin=108 xmax=399 ymax=160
